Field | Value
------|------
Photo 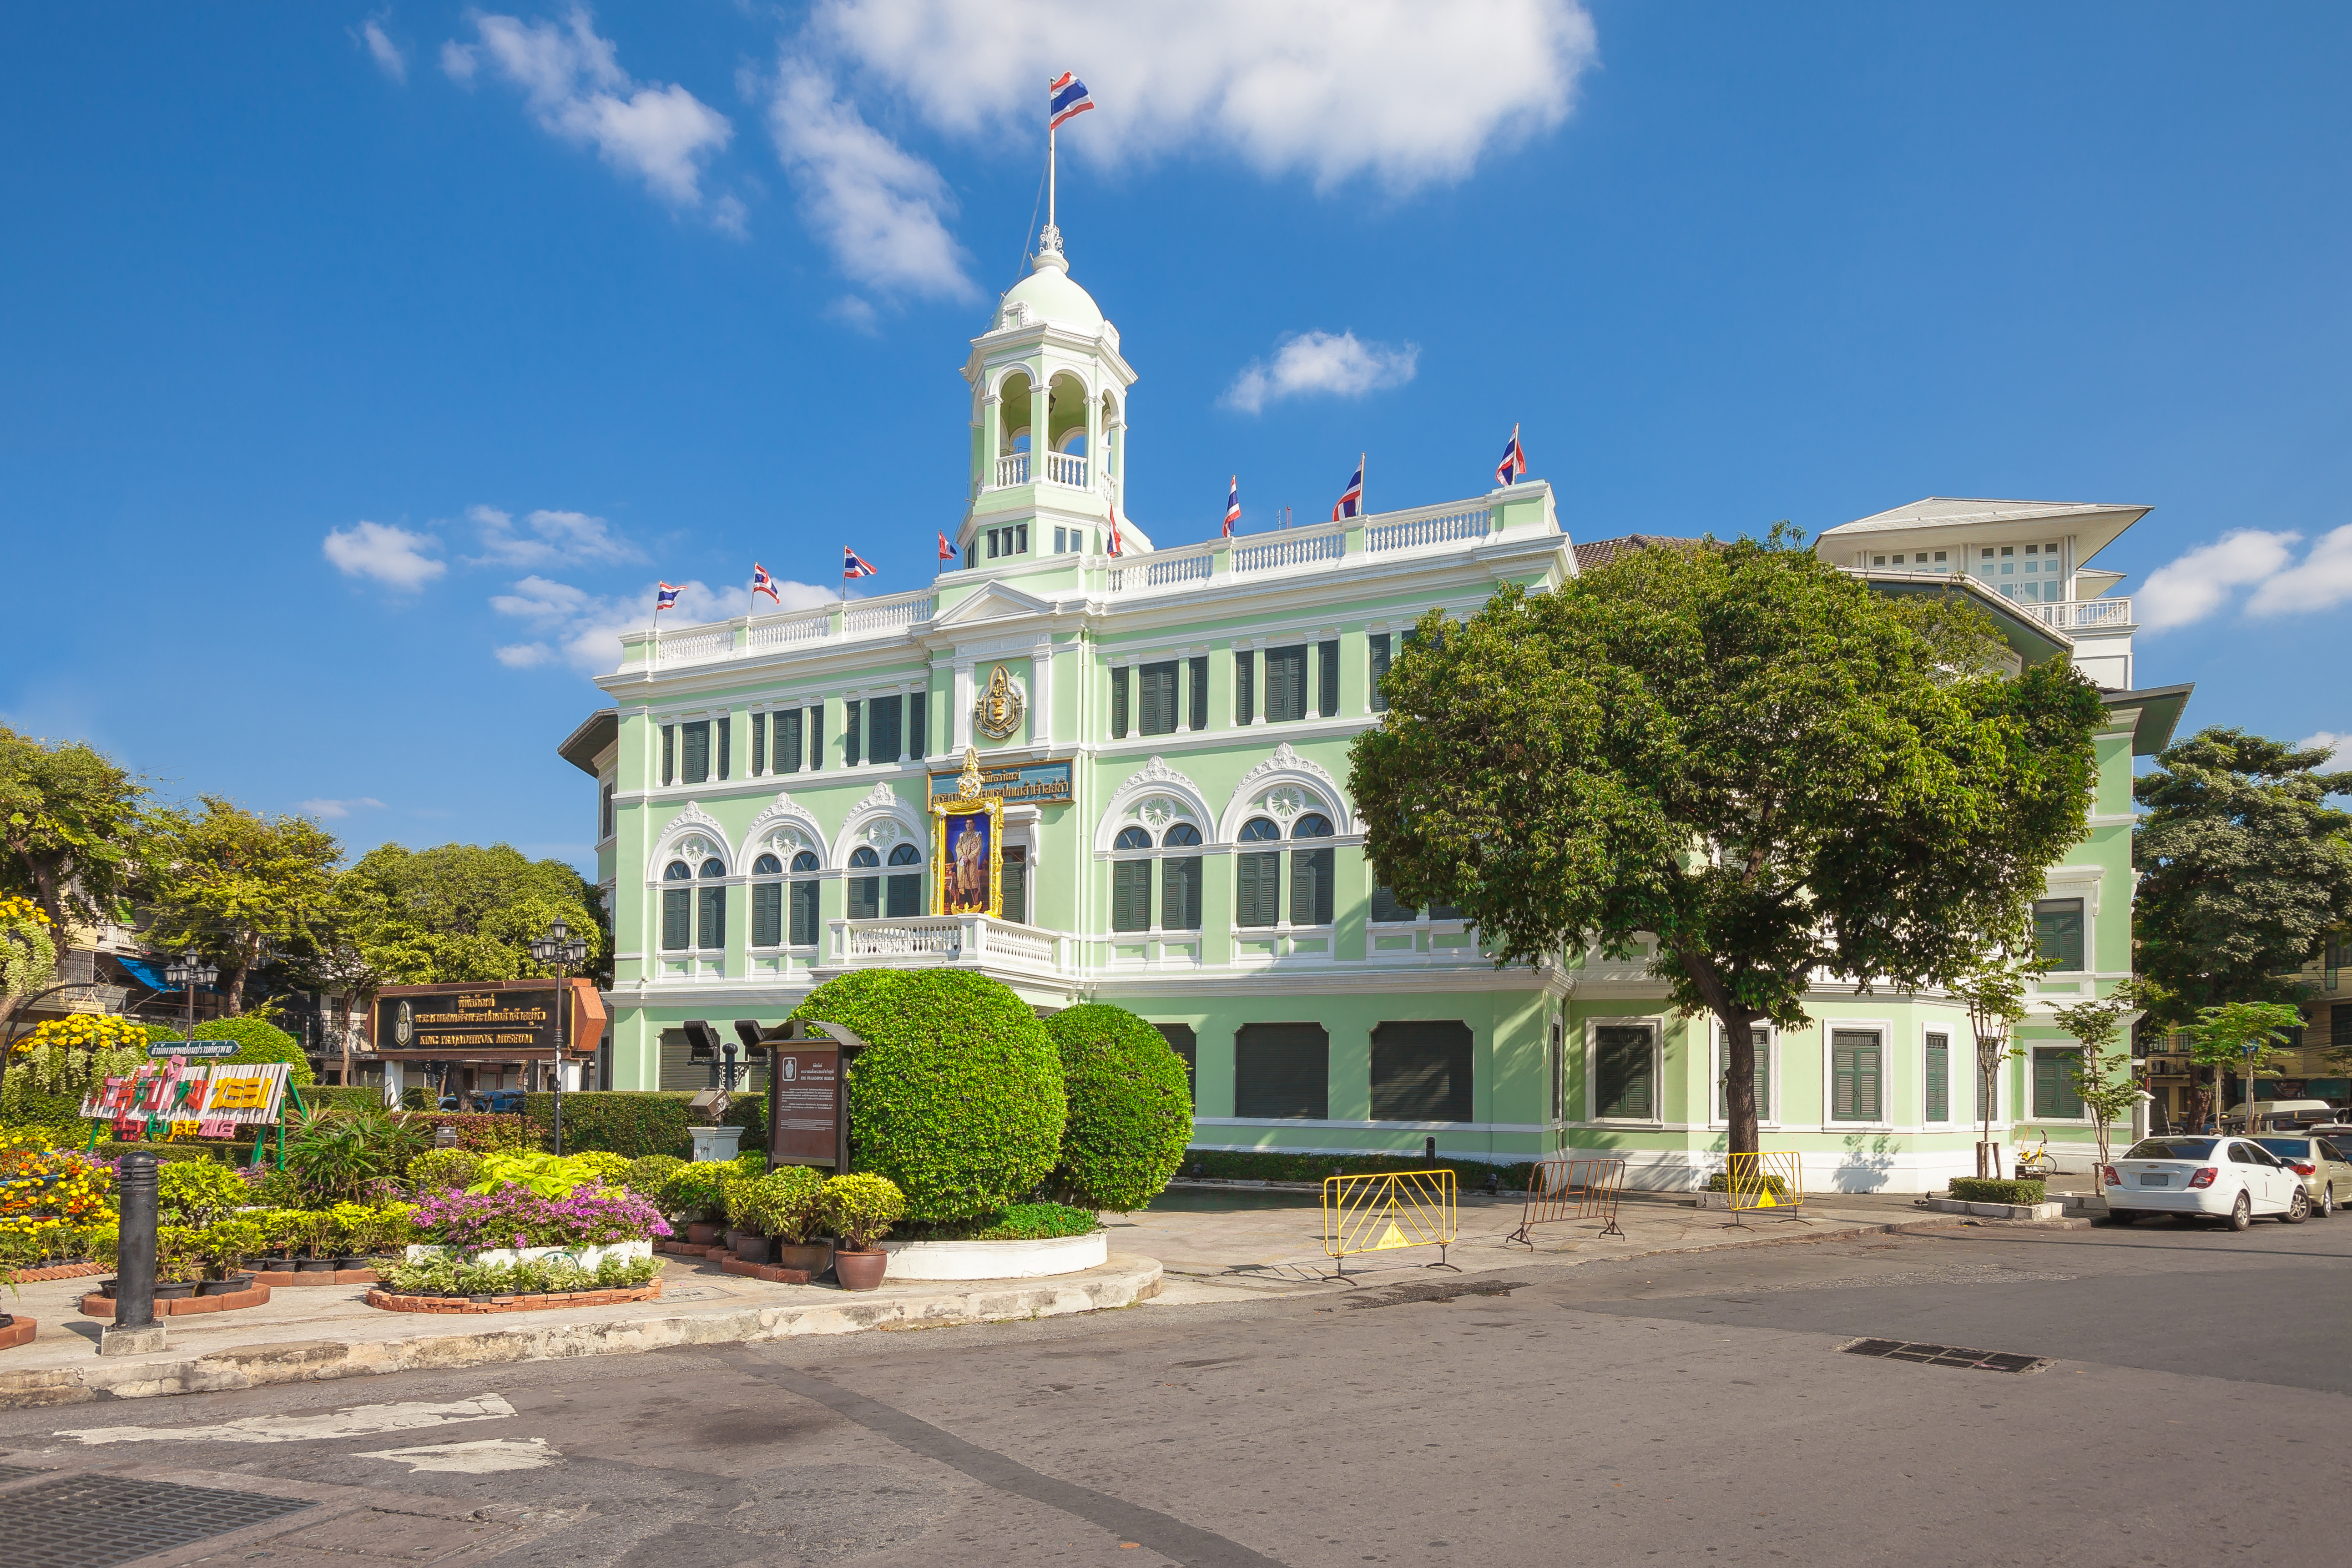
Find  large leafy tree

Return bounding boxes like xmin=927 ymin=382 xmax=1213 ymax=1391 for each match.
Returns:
xmin=2132 ymin=729 xmax=2352 ymax=1030
xmin=331 ymin=842 xmax=608 ymax=991
xmin=1351 ymin=530 xmax=2103 ymax=1156
xmin=143 ymin=796 xmax=344 ymax=1015
xmin=0 ymin=724 xmax=148 ymax=929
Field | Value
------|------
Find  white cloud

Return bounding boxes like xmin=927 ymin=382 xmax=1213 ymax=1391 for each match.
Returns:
xmin=2247 ymin=524 xmax=2352 ymax=619
xmin=299 ymin=797 xmax=386 ymax=820
xmin=1222 ymin=330 xmax=1418 ymax=414
xmin=444 ymin=7 xmax=735 ymax=219
xmin=465 ymin=504 xmax=641 ymax=567
xmin=323 ymin=520 xmax=446 ymax=590
xmin=2135 ymin=529 xmax=2300 ymax=631
xmin=358 ymin=18 xmax=408 ymax=83
xmin=2300 ymin=731 xmax=2351 ymax=771
xmin=811 ymin=0 xmax=1599 ymax=193
xmin=826 ymin=294 xmax=880 ymax=333
xmin=494 ymin=642 xmax=555 ymax=668
xmin=488 ymin=573 xmax=823 ymax=672
xmin=765 ymin=58 xmax=973 ymax=299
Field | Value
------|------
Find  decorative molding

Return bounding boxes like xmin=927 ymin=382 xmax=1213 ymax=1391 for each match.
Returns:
xmin=855 ymin=781 xmax=901 ymax=812
xmin=647 ymin=802 xmax=734 ymax=882
xmin=1119 ymin=754 xmax=1190 ymax=792
xmin=1095 ymin=755 xmax=1211 ymax=853
xmin=1218 ymin=742 xmax=1351 ymax=842
xmin=746 ymin=792 xmax=826 ymax=868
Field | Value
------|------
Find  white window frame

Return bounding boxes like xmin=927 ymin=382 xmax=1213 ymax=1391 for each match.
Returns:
xmin=2024 ymin=1043 xmax=2096 ymax=1127
xmin=1921 ymin=1024 xmax=1958 ymax=1127
xmin=1585 ymin=1017 xmax=1664 ymax=1127
xmin=1819 ymin=1018 xmax=1895 ymax=1131
xmin=1707 ymin=1018 xmax=1780 ymax=1131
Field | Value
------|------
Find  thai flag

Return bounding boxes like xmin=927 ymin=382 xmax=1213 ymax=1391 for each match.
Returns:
xmin=1224 ymin=476 xmax=1241 ymax=539
xmin=654 ymin=582 xmax=681 ymax=611
xmin=1495 ymin=424 xmax=1528 ymax=487
xmin=1049 ymin=72 xmax=1094 ymax=131
xmin=750 ymin=563 xmax=780 ymax=604
xmin=843 ymin=547 xmax=878 ymax=580
xmin=1108 ymin=502 xmax=1124 ymax=558
xmin=938 ymin=531 xmax=957 ymax=562
xmin=1331 ymin=456 xmax=1364 ymax=521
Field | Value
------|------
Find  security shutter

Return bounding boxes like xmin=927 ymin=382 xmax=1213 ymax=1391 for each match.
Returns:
xmin=1188 ymin=656 xmax=1209 ymax=730
xmin=868 ymin=696 xmax=902 ymax=763
xmin=1234 ymin=1023 xmax=1327 ymax=1119
xmin=1234 ymin=650 xmax=1255 ymax=724
xmin=1139 ymin=661 xmax=1179 ymax=736
xmin=661 ymin=888 xmax=691 ymax=951
xmin=1368 ymin=634 xmax=1392 ymax=712
xmin=697 ymin=886 xmax=725 ymax=950
xmin=751 ymin=882 xmax=782 ymax=948
xmin=1832 ymin=1030 xmax=1883 ymax=1121
xmin=1161 ymin=856 xmax=1203 ymax=930
xmin=1371 ymin=1020 xmax=1473 ymax=1121
xmin=1290 ymin=847 xmax=1334 ymax=926
xmin=1110 ymin=666 xmax=1130 ymax=738
xmin=1111 ymin=861 xmax=1152 ymax=932
xmin=1155 ymin=1023 xmax=1198 ymax=1106
xmin=789 ymin=880 xmax=819 ymax=945
xmin=1594 ymin=1025 xmax=1654 ymax=1119
xmin=1236 ymin=851 xmax=1280 ymax=927
xmin=775 ymin=709 xmax=803 ymax=773
xmin=1318 ymin=640 xmax=1339 ymax=717
xmin=1925 ymin=1033 xmax=1950 ymax=1122
xmin=1264 ymin=645 xmax=1307 ymax=722
xmin=2033 ymin=1049 xmax=2084 ymax=1119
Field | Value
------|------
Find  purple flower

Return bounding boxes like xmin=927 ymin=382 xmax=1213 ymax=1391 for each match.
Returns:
xmin=414 ymin=1183 xmax=671 ymax=1251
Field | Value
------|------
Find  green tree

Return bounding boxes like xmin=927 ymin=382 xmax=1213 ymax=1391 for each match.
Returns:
xmin=1951 ymin=936 xmax=2040 ymax=1178
xmin=331 ymin=842 xmax=609 ymax=989
xmin=2133 ymin=729 xmax=2352 ymax=1029
xmin=0 ymin=724 xmax=147 ymax=929
xmin=2184 ymin=1000 xmax=2304 ymax=1130
xmin=143 ymin=796 xmax=344 ymax=1015
xmin=1350 ymin=530 xmax=2103 ymax=1158
xmin=2050 ymin=978 xmax=2146 ymax=1173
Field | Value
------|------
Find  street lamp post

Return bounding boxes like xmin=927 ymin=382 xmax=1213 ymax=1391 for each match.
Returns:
xmin=162 ymin=949 xmax=218 ymax=1040
xmin=528 ymin=918 xmax=590 ymax=1156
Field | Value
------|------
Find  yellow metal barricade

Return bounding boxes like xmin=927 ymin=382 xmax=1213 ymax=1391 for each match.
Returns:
xmin=1322 ymin=1170 xmax=1459 ymax=1273
xmin=1506 ymin=1156 xmax=1627 ymax=1246
xmin=1721 ymin=1151 xmax=1808 ymax=1226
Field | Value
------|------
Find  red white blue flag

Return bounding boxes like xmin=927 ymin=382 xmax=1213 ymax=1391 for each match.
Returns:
xmin=1049 ymin=72 xmax=1094 ymax=131
xmin=1495 ymin=423 xmax=1528 ymax=487
xmin=655 ymin=582 xmax=681 ymax=611
xmin=843 ymin=547 xmax=878 ymax=580
xmin=1331 ymin=455 xmax=1364 ymax=521
xmin=938 ymin=532 xmax=957 ymax=562
xmin=1224 ymin=476 xmax=1240 ymax=538
xmin=750 ymin=563 xmax=780 ymax=604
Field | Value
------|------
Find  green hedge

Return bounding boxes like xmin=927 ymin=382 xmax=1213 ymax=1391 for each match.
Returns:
xmin=1179 ymin=1148 xmax=1539 ymax=1190
xmin=299 ymin=1086 xmax=388 ymax=1117
xmin=519 ymin=1091 xmax=767 ymax=1160
xmin=1948 ymin=1177 xmax=2047 ymax=1205
xmin=1044 ymin=1004 xmax=1191 ymax=1212
xmin=900 ymin=1201 xmax=1100 ymax=1241
xmin=143 ymin=1018 xmax=316 ymax=1086
xmin=385 ymin=1111 xmax=532 ymax=1153
xmin=794 ymin=969 xmax=1064 ymax=1223
xmin=0 ymin=1076 xmax=86 ymax=1128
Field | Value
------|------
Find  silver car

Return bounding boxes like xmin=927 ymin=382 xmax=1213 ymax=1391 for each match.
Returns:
xmin=2250 ymin=1135 xmax=2352 ymax=1218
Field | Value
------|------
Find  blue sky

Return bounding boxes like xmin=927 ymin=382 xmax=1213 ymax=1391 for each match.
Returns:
xmin=6 ymin=2 xmax=2350 ymax=871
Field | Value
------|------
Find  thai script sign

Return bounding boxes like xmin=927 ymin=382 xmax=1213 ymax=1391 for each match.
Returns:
xmin=926 ymin=757 xmax=1070 ymax=805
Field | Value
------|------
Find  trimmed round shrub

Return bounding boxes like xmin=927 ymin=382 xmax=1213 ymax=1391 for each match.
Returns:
xmin=792 ymin=969 xmax=1065 ymax=1224
xmin=1041 ymin=1004 xmax=1192 ymax=1212
xmin=406 ymin=1148 xmax=483 ymax=1193
xmin=146 ymin=1018 xmax=317 ymax=1086
xmin=625 ymin=1154 xmax=685 ymax=1200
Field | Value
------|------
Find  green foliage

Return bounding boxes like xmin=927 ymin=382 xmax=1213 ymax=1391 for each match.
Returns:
xmin=284 ymin=1106 xmax=421 ymax=1202
xmin=818 ymin=1172 xmax=906 ymax=1249
xmin=389 ymin=1112 xmax=531 ymax=1153
xmin=1349 ymin=533 xmax=2104 ymax=1157
xmin=658 ymin=1162 xmax=733 ymax=1221
xmin=198 ymin=1216 xmax=264 ymax=1275
xmin=1176 ymin=1148 xmax=1538 ymax=1189
xmin=624 ymin=1155 xmax=684 ymax=1199
xmin=334 ymin=841 xmax=611 ymax=989
xmin=522 ymin=1090 xmax=766 ymax=1160
xmin=2052 ymin=979 xmax=2149 ymax=1165
xmin=898 ymin=1200 xmax=1095 ymax=1242
xmin=567 ymin=1149 xmax=634 ymax=1186
xmin=0 ymin=1077 xmax=86 ymax=1128
xmin=382 ymin=1252 xmax=659 ymax=1296
xmin=0 ymin=894 xmax=57 ymax=1001
xmin=1948 ymin=1177 xmax=2048 ymax=1205
xmin=466 ymin=1151 xmax=609 ymax=1198
xmin=142 ymin=1018 xmax=317 ymax=1087
xmin=792 ymin=969 xmax=1064 ymax=1223
xmin=2133 ymin=729 xmax=2352 ymax=1028
xmin=157 ymin=1159 xmax=247 ymax=1224
xmin=1042 ymin=1004 xmax=1192 ymax=1212
xmin=0 ymin=724 xmax=147 ymax=928
xmin=156 ymin=1224 xmax=206 ymax=1283
xmin=729 ymin=1166 xmax=825 ymax=1241
xmin=1702 ymin=1172 xmax=1791 ymax=1196
xmin=143 ymin=795 xmax=344 ymax=1013
xmin=405 ymin=1148 xmax=483 ymax=1193
xmin=243 ymin=1167 xmax=303 ymax=1208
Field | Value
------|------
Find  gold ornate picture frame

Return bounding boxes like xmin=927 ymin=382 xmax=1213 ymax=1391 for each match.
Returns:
xmin=931 ymin=747 xmax=1004 ymax=917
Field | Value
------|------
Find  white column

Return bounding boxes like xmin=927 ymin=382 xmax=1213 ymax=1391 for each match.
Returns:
xmin=1029 ymin=640 xmax=1054 ymax=748
xmin=1085 ymin=386 xmax=1102 ymax=491
xmin=1104 ymin=411 xmax=1125 ymax=509
xmin=1030 ymin=372 xmax=1051 ymax=479
xmin=952 ymin=660 xmax=976 ymax=750
xmin=980 ymin=391 xmax=1000 ymax=489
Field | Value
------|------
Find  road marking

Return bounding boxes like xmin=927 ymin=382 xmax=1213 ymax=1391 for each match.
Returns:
xmin=353 ymin=1437 xmax=560 ymax=1474
xmin=57 ymin=1394 xmax=518 ymax=1446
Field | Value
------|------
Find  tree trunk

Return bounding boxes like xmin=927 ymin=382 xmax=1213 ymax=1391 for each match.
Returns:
xmin=222 ymin=961 xmax=248 ymax=1018
xmin=1720 ymin=1006 xmax=1762 ymax=1157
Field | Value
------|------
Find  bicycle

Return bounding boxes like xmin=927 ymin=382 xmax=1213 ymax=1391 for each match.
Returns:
xmin=2014 ymin=1128 xmax=2057 ymax=1179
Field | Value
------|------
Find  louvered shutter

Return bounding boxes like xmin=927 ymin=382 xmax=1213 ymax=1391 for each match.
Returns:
xmin=1188 ymin=657 xmax=1208 ymax=730
xmin=697 ymin=887 xmax=725 ymax=950
xmin=1237 ymin=852 xmax=1279 ymax=927
xmin=1595 ymin=1026 xmax=1652 ymax=1119
xmin=1318 ymin=640 xmax=1339 ymax=717
xmin=751 ymin=883 xmax=782 ymax=948
xmin=1110 ymin=667 xmax=1130 ymax=738
xmin=661 ymin=889 xmax=691 ymax=951
xmin=1925 ymin=1034 xmax=1949 ymax=1122
xmin=789 ymin=880 xmax=819 ymax=945
xmin=1162 ymin=857 xmax=1202 ymax=930
xmin=1112 ymin=861 xmax=1151 ymax=932
xmin=1368 ymin=634 xmax=1392 ymax=712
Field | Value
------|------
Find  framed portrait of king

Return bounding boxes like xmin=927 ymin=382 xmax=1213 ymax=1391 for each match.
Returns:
xmin=931 ymin=791 xmax=1003 ymax=917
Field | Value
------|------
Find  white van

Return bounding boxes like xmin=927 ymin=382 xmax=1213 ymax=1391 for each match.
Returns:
xmin=2219 ymin=1099 xmax=2339 ymax=1131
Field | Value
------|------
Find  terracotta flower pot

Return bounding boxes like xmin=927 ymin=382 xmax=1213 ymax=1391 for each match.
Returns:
xmin=832 ymin=1248 xmax=887 ymax=1292
xmin=729 ymin=1230 xmax=771 ymax=1265
xmin=772 ymin=1240 xmax=833 ymax=1277
xmin=687 ymin=1222 xmax=724 ymax=1248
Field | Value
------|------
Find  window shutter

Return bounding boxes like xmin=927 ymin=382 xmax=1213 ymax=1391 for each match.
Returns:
xmin=1371 ymin=1020 xmax=1474 ymax=1121
xmin=790 ymin=880 xmax=819 ymax=945
xmin=1925 ymin=1034 xmax=1949 ymax=1122
xmin=909 ymin=691 xmax=927 ymax=757
xmin=1163 ymin=857 xmax=1202 ymax=931
xmin=776 ymin=709 xmax=802 ymax=774
xmin=1368 ymin=634 xmax=1391 ymax=712
xmin=1595 ymin=1026 xmax=1652 ymax=1119
xmin=1001 ymin=847 xmax=1028 ymax=924
xmin=681 ymin=721 xmax=709 ymax=784
xmin=844 ymin=701 xmax=862 ymax=767
xmin=751 ymin=883 xmax=782 ymax=948
xmin=1291 ymin=847 xmax=1333 ymax=926
xmin=1265 ymin=646 xmax=1307 ymax=722
xmin=716 ymin=717 xmax=731 ymax=780
xmin=869 ymin=696 xmax=901 ymax=763
xmin=1832 ymin=1030 xmax=1880 ymax=1121
xmin=886 ymin=873 xmax=920 ymax=918
xmin=1724 ymin=1026 xmax=1770 ymax=1121
xmin=661 ymin=888 xmax=690 ymax=951
xmin=661 ymin=724 xmax=675 ymax=786
xmin=1112 ymin=861 xmax=1151 ymax=932
xmin=697 ymin=886 xmax=725 ymax=951
xmin=1318 ymin=640 xmax=1339 ymax=717
xmin=1237 ymin=852 xmax=1279 ymax=927
xmin=808 ymin=706 xmax=823 ymax=771
xmin=1110 ymin=666 xmax=1130 ymax=738
xmin=848 ymin=877 xmax=878 ymax=920
xmin=1233 ymin=1023 xmax=1328 ymax=1119
xmin=1370 ymin=885 xmax=1416 ymax=923
xmin=1234 ymin=650 xmax=1255 ymax=725
xmin=751 ymin=713 xmax=766 ymax=776
xmin=1188 ymin=656 xmax=1208 ymax=730
xmin=1140 ymin=662 xmax=1178 ymax=736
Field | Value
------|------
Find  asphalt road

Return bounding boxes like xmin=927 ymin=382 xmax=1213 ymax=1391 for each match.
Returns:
xmin=5 ymin=1212 xmax=2346 ymax=1568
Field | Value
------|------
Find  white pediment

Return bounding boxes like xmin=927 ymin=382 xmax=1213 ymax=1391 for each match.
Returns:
xmin=933 ymin=580 xmax=1057 ymax=629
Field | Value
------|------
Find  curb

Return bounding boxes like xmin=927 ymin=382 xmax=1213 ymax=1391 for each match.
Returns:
xmin=0 ymin=1254 xmax=1162 ymax=1410
xmin=80 ymin=1285 xmax=274 ymax=1318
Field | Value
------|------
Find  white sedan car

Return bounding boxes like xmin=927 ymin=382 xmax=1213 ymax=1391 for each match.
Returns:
xmin=2101 ymin=1136 xmax=2312 ymax=1229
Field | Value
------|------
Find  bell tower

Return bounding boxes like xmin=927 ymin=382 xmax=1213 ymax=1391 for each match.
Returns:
xmin=957 ymin=232 xmax=1146 ymax=567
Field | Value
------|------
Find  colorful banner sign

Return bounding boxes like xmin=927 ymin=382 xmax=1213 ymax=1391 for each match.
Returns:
xmin=926 ymin=757 xmax=1071 ymax=805
xmin=78 ymin=1062 xmax=291 ymax=1128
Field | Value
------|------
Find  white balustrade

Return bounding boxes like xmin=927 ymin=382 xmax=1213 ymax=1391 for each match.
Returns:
xmin=2026 ymin=597 xmax=2135 ymax=630
xmin=1366 ymin=505 xmax=1492 ymax=553
xmin=1043 ymin=450 xmax=1088 ymax=487
xmin=844 ymin=595 xmax=934 ymax=634
xmin=830 ymin=915 xmax=1068 ymax=973
xmin=1233 ymin=525 xmax=1346 ymax=575
xmin=748 ymin=612 xmax=829 ymax=651
xmin=655 ymin=628 xmax=732 ymax=665
xmin=994 ymin=452 xmax=1030 ymax=487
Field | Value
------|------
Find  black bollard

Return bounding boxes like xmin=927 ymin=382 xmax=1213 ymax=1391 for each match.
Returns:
xmin=115 ymin=1150 xmax=158 ymax=1331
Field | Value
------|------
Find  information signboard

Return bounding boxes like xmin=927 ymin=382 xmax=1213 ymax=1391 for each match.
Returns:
xmin=375 ymin=986 xmax=567 ymax=1058
xmin=769 ymin=1047 xmax=845 ymax=1168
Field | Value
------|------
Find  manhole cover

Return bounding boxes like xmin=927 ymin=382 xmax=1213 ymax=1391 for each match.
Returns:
xmin=10 ymin=1473 xmax=317 ymax=1567
xmin=1343 ymin=1279 xmax=1527 ymax=1309
xmin=1840 ymin=1337 xmax=2050 ymax=1373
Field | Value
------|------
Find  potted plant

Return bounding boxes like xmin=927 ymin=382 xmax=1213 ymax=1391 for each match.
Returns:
xmin=722 ymin=1173 xmax=773 ymax=1264
xmin=197 ymin=1217 xmax=262 ymax=1296
xmin=735 ymin=1167 xmax=827 ymax=1273
xmin=819 ymin=1174 xmax=905 ymax=1291
xmin=254 ymin=1209 xmax=307 ymax=1271
xmin=295 ymin=1210 xmax=338 ymax=1273
xmin=154 ymin=1225 xmax=204 ymax=1299
xmin=660 ymin=1165 xmax=732 ymax=1248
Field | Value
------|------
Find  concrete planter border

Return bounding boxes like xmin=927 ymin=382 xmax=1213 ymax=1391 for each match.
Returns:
xmin=880 ymin=1230 xmax=1108 ymax=1280
xmin=81 ymin=1284 xmax=273 ymax=1318
xmin=1923 ymin=1196 xmax=2066 ymax=1221
xmin=367 ymin=1281 xmax=663 ymax=1315
xmin=403 ymin=1240 xmax=652 ymax=1271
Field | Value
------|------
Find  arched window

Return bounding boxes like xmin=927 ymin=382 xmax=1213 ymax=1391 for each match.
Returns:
xmin=1161 ymin=822 xmax=1203 ymax=932
xmin=847 ymin=846 xmax=881 ymax=921
xmin=1290 ymin=814 xmax=1335 ymax=928
xmin=790 ymin=850 xmax=820 ymax=945
xmin=661 ymin=860 xmax=693 ymax=951
xmin=751 ymin=854 xmax=784 ymax=948
xmin=886 ymin=842 xmax=923 ymax=918
xmin=696 ymin=857 xmax=727 ymax=950
xmin=1236 ymin=817 xmax=1281 ymax=928
xmin=1111 ymin=827 xmax=1152 ymax=932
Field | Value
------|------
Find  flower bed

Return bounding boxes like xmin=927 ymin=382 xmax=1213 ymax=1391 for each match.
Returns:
xmin=367 ymin=1280 xmax=662 ymax=1315
xmin=413 ymin=1184 xmax=670 ymax=1253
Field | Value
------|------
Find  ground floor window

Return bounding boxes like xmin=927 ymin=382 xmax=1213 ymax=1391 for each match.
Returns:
xmin=1156 ymin=1023 xmax=1197 ymax=1107
xmin=1925 ymin=1032 xmax=1951 ymax=1123
xmin=2032 ymin=1046 xmax=2085 ymax=1119
xmin=1593 ymin=1023 xmax=1656 ymax=1120
xmin=1370 ymin=1020 xmax=1472 ymax=1121
xmin=1831 ymin=1029 xmax=1883 ymax=1122
xmin=1717 ymin=1024 xmax=1770 ymax=1122
xmin=1234 ymin=1022 xmax=1327 ymax=1119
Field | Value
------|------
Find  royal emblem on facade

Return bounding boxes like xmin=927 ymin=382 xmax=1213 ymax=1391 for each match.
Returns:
xmin=974 ymin=663 xmax=1024 ymax=741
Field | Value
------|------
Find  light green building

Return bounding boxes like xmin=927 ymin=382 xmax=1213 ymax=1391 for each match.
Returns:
xmin=555 ymin=237 xmax=2187 ymax=1194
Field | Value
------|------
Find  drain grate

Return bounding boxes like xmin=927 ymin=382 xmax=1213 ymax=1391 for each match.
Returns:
xmin=0 ymin=1462 xmax=52 ymax=1482
xmin=1840 ymin=1337 xmax=2050 ymax=1374
xmin=9 ymin=1473 xmax=317 ymax=1567
xmin=1343 ymin=1279 xmax=1526 ymax=1310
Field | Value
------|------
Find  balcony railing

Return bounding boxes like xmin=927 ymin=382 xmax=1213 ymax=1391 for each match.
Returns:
xmin=623 ymin=589 xmax=937 ymax=671
xmin=989 ymin=450 xmax=1089 ymax=490
xmin=1105 ymin=498 xmax=1506 ymax=595
xmin=826 ymin=915 xmax=1070 ymax=976
xmin=2024 ymin=597 xmax=2135 ymax=631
